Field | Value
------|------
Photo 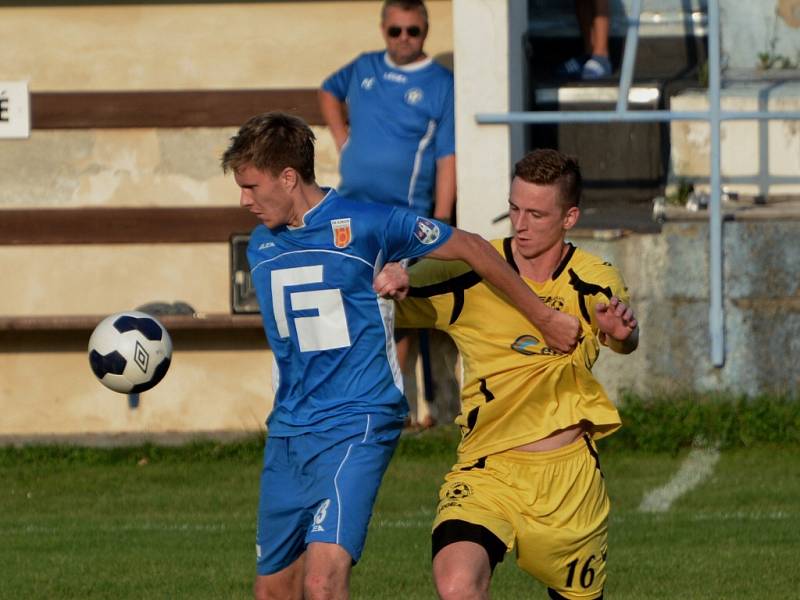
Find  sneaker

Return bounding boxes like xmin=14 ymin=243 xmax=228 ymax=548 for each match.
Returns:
xmin=581 ymin=55 xmax=612 ymax=80
xmin=555 ymin=55 xmax=589 ymax=80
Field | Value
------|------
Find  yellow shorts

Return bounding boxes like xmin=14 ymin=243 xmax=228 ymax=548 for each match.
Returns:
xmin=433 ymin=436 xmax=608 ymax=600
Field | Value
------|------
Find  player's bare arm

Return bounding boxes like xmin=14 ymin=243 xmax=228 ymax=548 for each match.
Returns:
xmin=595 ymin=296 xmax=639 ymax=354
xmin=373 ymin=262 xmax=410 ymax=300
xmin=426 ymin=229 xmax=581 ymax=353
xmin=317 ymin=89 xmax=350 ymax=151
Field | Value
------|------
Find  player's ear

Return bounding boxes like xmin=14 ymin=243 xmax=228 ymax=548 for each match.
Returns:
xmin=563 ymin=206 xmax=580 ymax=230
xmin=279 ymin=167 xmax=298 ymax=191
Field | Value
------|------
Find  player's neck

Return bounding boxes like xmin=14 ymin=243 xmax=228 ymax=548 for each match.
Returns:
xmin=513 ymin=239 xmax=570 ymax=283
xmin=288 ymin=183 xmax=327 ymax=228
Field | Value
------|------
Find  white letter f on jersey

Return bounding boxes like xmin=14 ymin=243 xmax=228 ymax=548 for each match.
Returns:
xmin=271 ymin=265 xmax=351 ymax=352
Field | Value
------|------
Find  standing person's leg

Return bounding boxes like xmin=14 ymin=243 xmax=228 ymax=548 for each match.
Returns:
xmin=396 ymin=330 xmax=420 ymax=427
xmin=304 ymin=414 xmax=402 ymax=594
xmin=426 ymin=330 xmax=461 ymax=426
xmin=513 ymin=438 xmax=609 ymax=599
xmin=304 ymin=543 xmax=353 ymax=600
xmin=590 ymin=0 xmax=610 ymax=58
xmin=253 ymin=436 xmax=310 ymax=600
xmin=254 ymin=416 xmax=402 ymax=599
xmin=433 ymin=540 xmax=493 ymax=600
xmin=575 ymin=0 xmax=595 ymax=56
xmin=582 ymin=0 xmax=612 ymax=79
xmin=557 ymin=0 xmax=595 ymax=78
xmin=254 ymin=557 xmax=304 ymax=600
xmin=256 ymin=542 xmax=351 ymax=600
xmin=430 ymin=460 xmax=514 ymax=599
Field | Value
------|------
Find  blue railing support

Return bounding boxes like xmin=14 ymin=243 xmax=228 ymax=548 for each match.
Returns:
xmin=616 ymin=0 xmax=643 ymax=113
xmin=475 ymin=0 xmax=800 ymax=368
xmin=708 ymin=0 xmax=725 ymax=366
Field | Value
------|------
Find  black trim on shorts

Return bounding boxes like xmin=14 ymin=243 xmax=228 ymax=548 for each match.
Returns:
xmin=583 ymin=434 xmax=604 ymax=478
xmin=548 ymin=588 xmax=603 ymax=600
xmin=432 ymin=519 xmax=507 ymax=572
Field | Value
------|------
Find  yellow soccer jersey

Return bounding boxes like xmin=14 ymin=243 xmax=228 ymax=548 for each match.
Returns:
xmin=395 ymin=238 xmax=629 ymax=462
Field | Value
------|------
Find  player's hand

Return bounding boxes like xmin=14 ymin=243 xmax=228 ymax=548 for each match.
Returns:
xmin=595 ymin=296 xmax=638 ymax=342
xmin=539 ymin=309 xmax=581 ymax=354
xmin=373 ymin=262 xmax=409 ymax=300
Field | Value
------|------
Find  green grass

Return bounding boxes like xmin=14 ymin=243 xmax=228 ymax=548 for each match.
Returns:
xmin=1 ymin=431 xmax=799 ymax=599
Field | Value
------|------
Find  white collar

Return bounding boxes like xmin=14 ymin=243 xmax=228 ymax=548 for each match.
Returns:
xmin=383 ymin=51 xmax=433 ymax=72
xmin=287 ymin=187 xmax=334 ymax=230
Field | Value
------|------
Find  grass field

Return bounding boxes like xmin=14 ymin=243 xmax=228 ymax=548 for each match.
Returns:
xmin=2 ymin=430 xmax=799 ymax=599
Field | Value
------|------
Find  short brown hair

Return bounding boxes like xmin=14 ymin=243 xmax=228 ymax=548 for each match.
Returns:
xmin=381 ymin=0 xmax=428 ymax=26
xmin=513 ymin=149 xmax=582 ymax=208
xmin=221 ymin=112 xmax=316 ymax=183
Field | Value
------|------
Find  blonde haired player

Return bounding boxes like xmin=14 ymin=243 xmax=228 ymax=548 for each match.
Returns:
xmin=392 ymin=149 xmax=638 ymax=599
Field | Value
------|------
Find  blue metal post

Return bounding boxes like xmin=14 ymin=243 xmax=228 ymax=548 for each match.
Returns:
xmin=708 ymin=0 xmax=725 ymax=367
xmin=473 ymin=0 xmax=800 ymax=368
xmin=616 ymin=0 xmax=642 ymax=113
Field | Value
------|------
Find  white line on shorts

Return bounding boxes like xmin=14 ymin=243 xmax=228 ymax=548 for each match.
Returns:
xmin=638 ymin=441 xmax=721 ymax=513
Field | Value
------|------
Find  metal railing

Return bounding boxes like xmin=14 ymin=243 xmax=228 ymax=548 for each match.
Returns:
xmin=476 ymin=0 xmax=800 ymax=367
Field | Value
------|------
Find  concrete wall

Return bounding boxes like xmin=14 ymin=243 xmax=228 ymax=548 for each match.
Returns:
xmin=669 ymin=81 xmax=800 ymax=196
xmin=576 ymin=217 xmax=800 ymax=399
xmin=0 ymin=2 xmax=455 ymax=92
xmin=0 ymin=1 xmax=454 ymax=441
xmin=0 ymin=1 xmax=454 ymax=208
xmin=721 ymin=0 xmax=800 ymax=70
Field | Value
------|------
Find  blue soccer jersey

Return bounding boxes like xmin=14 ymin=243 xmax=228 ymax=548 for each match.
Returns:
xmin=247 ymin=188 xmax=453 ymax=436
xmin=322 ymin=51 xmax=455 ymax=217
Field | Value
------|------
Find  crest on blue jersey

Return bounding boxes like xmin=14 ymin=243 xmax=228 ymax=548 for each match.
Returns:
xmin=413 ymin=217 xmax=441 ymax=245
xmin=405 ymin=87 xmax=424 ymax=105
xmin=331 ymin=218 xmax=352 ymax=248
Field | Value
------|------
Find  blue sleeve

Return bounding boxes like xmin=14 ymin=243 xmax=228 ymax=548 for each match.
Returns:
xmin=381 ymin=209 xmax=454 ymax=263
xmin=433 ymin=77 xmax=456 ymax=160
xmin=322 ymin=56 xmax=359 ymax=101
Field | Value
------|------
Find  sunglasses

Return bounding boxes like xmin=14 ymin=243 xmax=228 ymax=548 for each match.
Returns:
xmin=387 ymin=25 xmax=422 ymax=38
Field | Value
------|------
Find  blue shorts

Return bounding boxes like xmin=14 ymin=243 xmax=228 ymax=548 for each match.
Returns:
xmin=255 ymin=413 xmax=402 ymax=575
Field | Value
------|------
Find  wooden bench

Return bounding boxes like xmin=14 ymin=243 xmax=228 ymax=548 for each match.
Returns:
xmin=0 ymin=207 xmax=265 ymax=348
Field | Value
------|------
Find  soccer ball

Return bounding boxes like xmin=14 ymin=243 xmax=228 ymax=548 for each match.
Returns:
xmin=88 ymin=311 xmax=173 ymax=394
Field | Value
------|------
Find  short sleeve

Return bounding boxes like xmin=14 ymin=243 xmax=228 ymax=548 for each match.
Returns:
xmin=381 ymin=209 xmax=453 ymax=263
xmin=394 ymin=257 xmax=468 ymax=330
xmin=433 ymin=83 xmax=455 ymax=160
xmin=321 ymin=56 xmax=359 ymax=100
xmin=584 ymin=266 xmax=631 ymax=331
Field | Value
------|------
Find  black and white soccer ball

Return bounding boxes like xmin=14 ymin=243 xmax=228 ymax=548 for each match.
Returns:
xmin=88 ymin=311 xmax=173 ymax=394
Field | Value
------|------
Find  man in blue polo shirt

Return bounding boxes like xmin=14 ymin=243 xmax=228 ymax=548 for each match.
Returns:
xmin=221 ymin=112 xmax=580 ymax=600
xmin=318 ymin=0 xmax=455 ymax=221
xmin=319 ymin=0 xmax=457 ymax=430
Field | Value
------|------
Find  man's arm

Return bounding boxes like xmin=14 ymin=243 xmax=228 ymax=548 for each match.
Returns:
xmin=426 ymin=229 xmax=580 ymax=353
xmin=318 ymin=89 xmax=349 ymax=152
xmin=432 ymin=154 xmax=456 ymax=222
xmin=595 ymin=296 xmax=639 ymax=354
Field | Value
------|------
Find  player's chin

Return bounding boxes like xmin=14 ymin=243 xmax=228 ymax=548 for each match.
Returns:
xmin=515 ymin=239 xmax=539 ymax=258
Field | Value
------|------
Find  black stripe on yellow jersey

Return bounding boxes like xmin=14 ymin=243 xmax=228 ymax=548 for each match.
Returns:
xmin=395 ymin=238 xmax=629 ymax=462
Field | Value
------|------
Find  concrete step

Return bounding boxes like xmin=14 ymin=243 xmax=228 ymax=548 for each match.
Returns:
xmin=526 ymin=0 xmax=708 ymax=82
xmin=528 ymin=0 xmax=707 ymax=38
xmin=668 ymin=74 xmax=800 ymax=198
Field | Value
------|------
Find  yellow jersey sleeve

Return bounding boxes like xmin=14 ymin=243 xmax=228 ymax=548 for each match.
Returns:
xmin=394 ymin=258 xmax=476 ymax=330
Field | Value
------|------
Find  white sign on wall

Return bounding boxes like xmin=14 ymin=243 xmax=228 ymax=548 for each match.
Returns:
xmin=0 ymin=81 xmax=31 ymax=139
